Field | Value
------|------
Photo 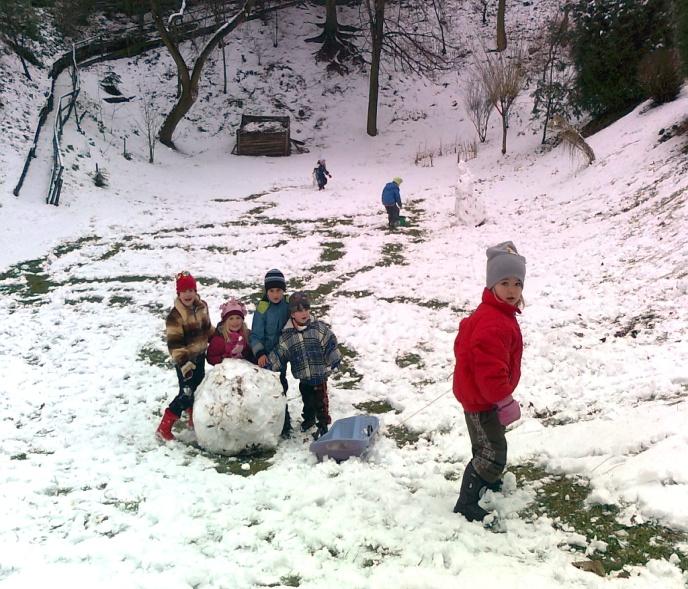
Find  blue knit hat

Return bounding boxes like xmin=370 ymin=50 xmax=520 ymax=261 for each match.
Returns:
xmin=264 ymin=268 xmax=286 ymax=291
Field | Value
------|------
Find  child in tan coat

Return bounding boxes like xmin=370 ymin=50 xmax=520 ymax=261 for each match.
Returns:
xmin=156 ymin=271 xmax=214 ymax=441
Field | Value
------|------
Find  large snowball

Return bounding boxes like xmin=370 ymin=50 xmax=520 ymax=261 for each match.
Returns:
xmin=193 ymin=359 xmax=285 ymax=456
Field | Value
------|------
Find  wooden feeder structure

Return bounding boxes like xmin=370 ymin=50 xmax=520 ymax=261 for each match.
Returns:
xmin=234 ymin=114 xmax=291 ymax=156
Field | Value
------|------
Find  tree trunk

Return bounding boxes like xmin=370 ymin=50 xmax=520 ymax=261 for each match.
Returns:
xmin=158 ymin=82 xmax=197 ymax=147
xmin=496 ymin=0 xmax=506 ymax=52
xmin=501 ymin=112 xmax=507 ymax=154
xmin=19 ymin=52 xmax=32 ymax=80
xmin=151 ymin=0 xmax=255 ymax=148
xmin=306 ymin=0 xmax=356 ymax=64
xmin=221 ymin=41 xmax=227 ymax=94
xmin=9 ymin=34 xmax=33 ymax=80
xmin=366 ymin=0 xmax=385 ymax=137
xmin=325 ymin=0 xmax=337 ymax=33
xmin=541 ymin=57 xmax=556 ymax=144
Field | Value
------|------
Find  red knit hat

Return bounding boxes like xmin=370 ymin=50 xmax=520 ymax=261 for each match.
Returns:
xmin=175 ymin=271 xmax=197 ymax=293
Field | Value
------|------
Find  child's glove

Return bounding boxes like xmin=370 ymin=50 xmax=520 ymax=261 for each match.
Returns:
xmin=181 ymin=361 xmax=196 ymax=380
xmin=496 ymin=395 xmax=521 ymax=426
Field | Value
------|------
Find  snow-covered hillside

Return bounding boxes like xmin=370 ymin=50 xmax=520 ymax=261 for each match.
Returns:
xmin=1 ymin=2 xmax=687 ymax=588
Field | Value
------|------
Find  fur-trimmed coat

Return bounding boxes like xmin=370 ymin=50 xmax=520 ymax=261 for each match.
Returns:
xmin=166 ymin=296 xmax=214 ymax=367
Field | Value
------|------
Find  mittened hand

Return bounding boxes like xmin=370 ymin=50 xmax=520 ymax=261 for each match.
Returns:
xmin=496 ymin=395 xmax=521 ymax=426
xmin=181 ymin=361 xmax=196 ymax=379
xmin=229 ymin=335 xmax=244 ymax=357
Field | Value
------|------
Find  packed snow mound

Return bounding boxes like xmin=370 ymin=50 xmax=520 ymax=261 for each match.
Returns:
xmin=193 ymin=359 xmax=285 ymax=456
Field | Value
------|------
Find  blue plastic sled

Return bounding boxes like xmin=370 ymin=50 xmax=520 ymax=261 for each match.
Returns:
xmin=309 ymin=415 xmax=380 ymax=462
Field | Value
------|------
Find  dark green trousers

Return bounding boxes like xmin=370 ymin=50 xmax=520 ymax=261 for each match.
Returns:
xmin=464 ymin=409 xmax=507 ymax=483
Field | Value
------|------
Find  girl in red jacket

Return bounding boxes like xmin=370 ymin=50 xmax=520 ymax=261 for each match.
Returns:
xmin=452 ymin=241 xmax=526 ymax=522
xmin=207 ymin=298 xmax=254 ymax=365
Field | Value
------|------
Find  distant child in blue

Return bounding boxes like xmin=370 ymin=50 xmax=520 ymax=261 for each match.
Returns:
xmin=265 ymin=292 xmax=341 ymax=439
xmin=314 ymin=159 xmax=332 ymax=190
xmin=381 ymin=177 xmax=403 ymax=228
xmin=250 ymin=268 xmax=292 ymax=436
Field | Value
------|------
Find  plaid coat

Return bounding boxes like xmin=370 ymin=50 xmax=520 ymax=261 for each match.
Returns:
xmin=166 ymin=296 xmax=214 ymax=367
xmin=267 ymin=318 xmax=341 ymax=385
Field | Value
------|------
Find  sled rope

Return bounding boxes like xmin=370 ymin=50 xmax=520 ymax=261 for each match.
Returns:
xmin=398 ymin=389 xmax=452 ymax=426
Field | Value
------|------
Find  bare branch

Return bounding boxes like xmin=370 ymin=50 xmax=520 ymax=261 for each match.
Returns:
xmin=474 ymin=45 xmax=526 ymax=153
xmin=464 ymin=75 xmax=492 ymax=142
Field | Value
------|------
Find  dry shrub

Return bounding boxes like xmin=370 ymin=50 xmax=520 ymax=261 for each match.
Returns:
xmin=549 ymin=115 xmax=595 ymax=165
xmin=457 ymin=139 xmax=478 ymax=162
xmin=638 ymin=48 xmax=683 ymax=106
xmin=464 ymin=75 xmax=492 ymax=142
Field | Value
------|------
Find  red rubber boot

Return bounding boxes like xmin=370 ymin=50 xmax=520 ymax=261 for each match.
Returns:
xmin=155 ymin=409 xmax=179 ymax=441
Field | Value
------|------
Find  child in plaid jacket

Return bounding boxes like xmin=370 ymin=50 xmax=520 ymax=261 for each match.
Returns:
xmin=265 ymin=292 xmax=341 ymax=438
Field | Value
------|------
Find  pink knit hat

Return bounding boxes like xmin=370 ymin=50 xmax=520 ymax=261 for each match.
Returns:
xmin=220 ymin=298 xmax=246 ymax=320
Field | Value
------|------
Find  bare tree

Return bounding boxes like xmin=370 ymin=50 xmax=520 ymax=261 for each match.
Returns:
xmin=362 ymin=0 xmax=463 ymax=136
xmin=472 ymin=0 xmax=489 ymax=25
xmin=464 ymin=74 xmax=492 ymax=142
xmin=530 ymin=7 xmax=577 ymax=144
xmin=0 ymin=0 xmax=42 ymax=79
xmin=138 ymin=95 xmax=161 ymax=164
xmin=306 ymin=0 xmax=358 ymax=70
xmin=364 ymin=0 xmax=385 ymax=136
xmin=207 ymin=0 xmax=230 ymax=94
xmin=475 ymin=46 xmax=525 ymax=154
xmin=151 ymin=0 xmax=256 ymax=148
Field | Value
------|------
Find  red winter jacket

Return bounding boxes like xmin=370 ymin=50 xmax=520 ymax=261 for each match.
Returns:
xmin=453 ymin=288 xmax=523 ymax=412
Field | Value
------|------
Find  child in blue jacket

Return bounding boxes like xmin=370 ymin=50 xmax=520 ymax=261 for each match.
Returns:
xmin=250 ymin=269 xmax=291 ymax=435
xmin=313 ymin=159 xmax=332 ymax=190
xmin=381 ymin=177 xmax=403 ymax=228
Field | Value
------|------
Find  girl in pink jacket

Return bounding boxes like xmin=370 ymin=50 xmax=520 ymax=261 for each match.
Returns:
xmin=452 ymin=241 xmax=525 ymax=523
xmin=207 ymin=298 xmax=254 ymax=365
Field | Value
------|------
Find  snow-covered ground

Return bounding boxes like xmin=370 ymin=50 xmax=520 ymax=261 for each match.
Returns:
xmin=1 ymin=2 xmax=687 ymax=588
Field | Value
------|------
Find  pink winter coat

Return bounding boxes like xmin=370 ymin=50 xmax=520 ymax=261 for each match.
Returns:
xmin=453 ymin=288 xmax=523 ymax=412
xmin=207 ymin=327 xmax=254 ymax=365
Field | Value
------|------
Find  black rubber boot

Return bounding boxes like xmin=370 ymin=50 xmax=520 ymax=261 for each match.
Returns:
xmin=300 ymin=418 xmax=315 ymax=432
xmin=312 ymin=423 xmax=328 ymax=440
xmin=453 ymin=462 xmax=490 ymax=522
xmin=280 ymin=406 xmax=293 ymax=439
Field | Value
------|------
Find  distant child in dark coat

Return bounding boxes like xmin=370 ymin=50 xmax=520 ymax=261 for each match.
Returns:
xmin=250 ymin=269 xmax=292 ymax=436
xmin=156 ymin=271 xmax=214 ymax=441
xmin=381 ymin=177 xmax=403 ymax=228
xmin=314 ymin=159 xmax=332 ymax=190
xmin=207 ymin=298 xmax=254 ymax=365
xmin=265 ymin=292 xmax=341 ymax=439
xmin=452 ymin=241 xmax=525 ymax=522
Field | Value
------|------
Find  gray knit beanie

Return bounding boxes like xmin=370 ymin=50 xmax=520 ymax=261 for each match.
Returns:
xmin=486 ymin=241 xmax=526 ymax=288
